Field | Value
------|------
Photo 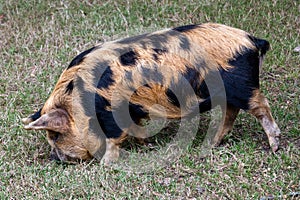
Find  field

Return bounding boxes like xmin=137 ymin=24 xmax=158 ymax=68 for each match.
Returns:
xmin=0 ymin=0 xmax=299 ymax=199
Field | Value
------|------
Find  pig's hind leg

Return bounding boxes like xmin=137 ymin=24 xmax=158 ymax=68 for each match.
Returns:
xmin=212 ymin=104 xmax=240 ymax=146
xmin=248 ymin=89 xmax=280 ymax=152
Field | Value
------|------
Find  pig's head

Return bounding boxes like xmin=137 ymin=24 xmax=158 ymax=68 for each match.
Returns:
xmin=22 ymin=70 xmax=104 ymax=163
xmin=23 ymin=109 xmax=92 ymax=163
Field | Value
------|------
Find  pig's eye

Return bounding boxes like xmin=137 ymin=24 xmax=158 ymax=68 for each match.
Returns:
xmin=48 ymin=131 xmax=60 ymax=142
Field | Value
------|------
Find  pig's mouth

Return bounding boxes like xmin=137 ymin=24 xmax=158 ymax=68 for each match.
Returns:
xmin=49 ymin=148 xmax=88 ymax=164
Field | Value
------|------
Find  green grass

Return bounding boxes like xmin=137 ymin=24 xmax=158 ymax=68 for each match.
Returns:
xmin=0 ymin=0 xmax=299 ymax=199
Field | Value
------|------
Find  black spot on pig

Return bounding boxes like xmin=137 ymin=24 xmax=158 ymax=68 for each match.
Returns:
xmin=173 ymin=24 xmax=199 ymax=33
xmin=67 ymin=46 xmax=99 ymax=69
xmin=119 ymin=51 xmax=137 ymax=66
xmin=65 ymin=80 xmax=74 ymax=95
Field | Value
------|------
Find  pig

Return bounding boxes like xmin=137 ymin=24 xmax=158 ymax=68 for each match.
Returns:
xmin=22 ymin=23 xmax=280 ymax=164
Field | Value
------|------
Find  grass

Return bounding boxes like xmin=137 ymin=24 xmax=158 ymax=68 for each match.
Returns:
xmin=0 ymin=0 xmax=299 ymax=199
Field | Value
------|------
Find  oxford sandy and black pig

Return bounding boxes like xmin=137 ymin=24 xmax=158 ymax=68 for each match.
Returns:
xmin=22 ymin=23 xmax=280 ymax=164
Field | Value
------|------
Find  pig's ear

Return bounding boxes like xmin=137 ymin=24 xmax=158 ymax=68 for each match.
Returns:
xmin=22 ymin=108 xmax=42 ymax=125
xmin=24 ymin=109 xmax=70 ymax=133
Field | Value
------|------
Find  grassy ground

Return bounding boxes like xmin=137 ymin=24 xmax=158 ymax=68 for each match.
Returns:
xmin=0 ymin=0 xmax=299 ymax=199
